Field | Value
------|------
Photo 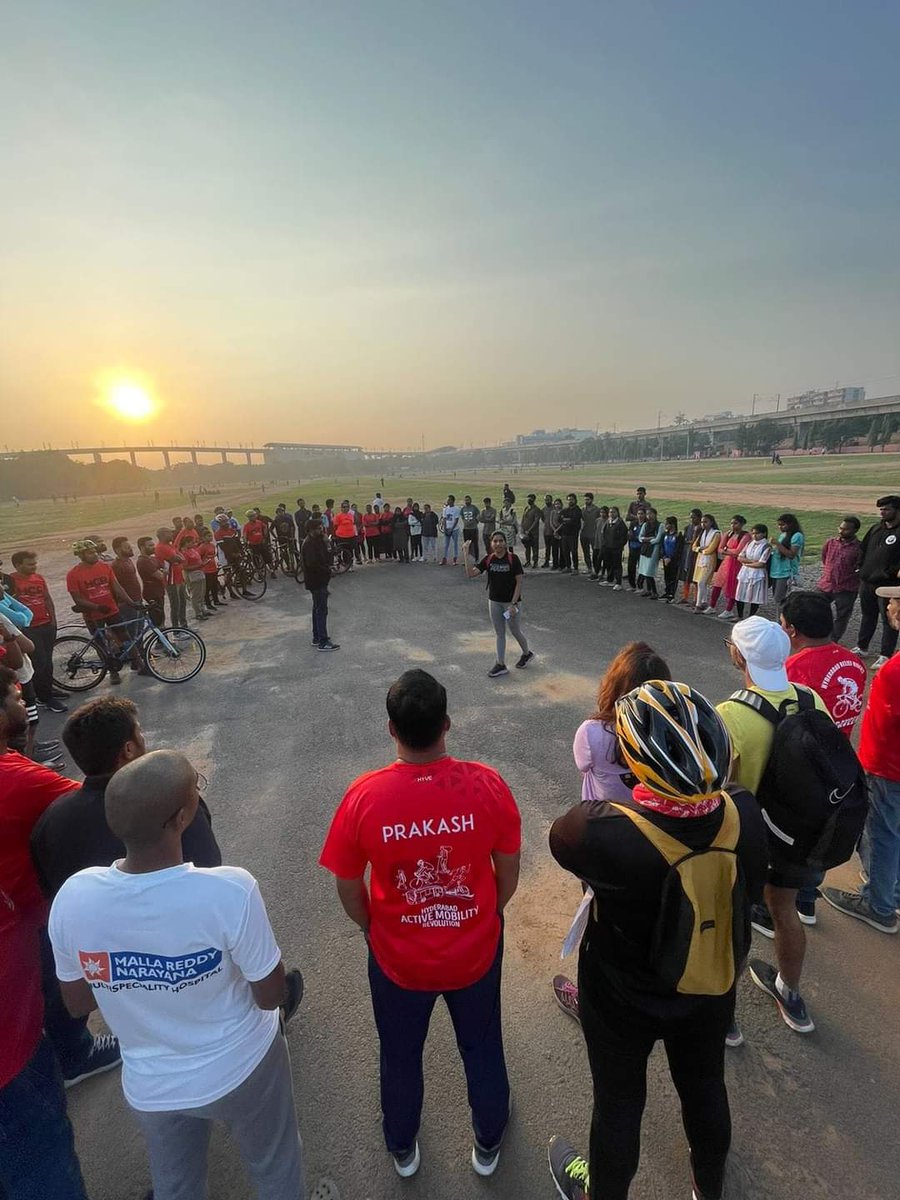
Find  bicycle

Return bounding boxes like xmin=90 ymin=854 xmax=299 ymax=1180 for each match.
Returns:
xmin=273 ymin=537 xmax=300 ymax=578
xmin=329 ymin=537 xmax=353 ymax=576
xmin=52 ymin=606 xmax=207 ymax=692
xmin=218 ymin=547 xmax=268 ymax=600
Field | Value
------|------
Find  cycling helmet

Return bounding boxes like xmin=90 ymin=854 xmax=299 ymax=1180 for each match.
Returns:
xmin=245 ymin=509 xmax=257 ymax=518
xmin=614 ymin=680 xmax=732 ymax=803
xmin=72 ymin=539 xmax=97 ymax=555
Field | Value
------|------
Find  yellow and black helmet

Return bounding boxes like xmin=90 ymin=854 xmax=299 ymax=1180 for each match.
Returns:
xmin=614 ymin=680 xmax=732 ymax=804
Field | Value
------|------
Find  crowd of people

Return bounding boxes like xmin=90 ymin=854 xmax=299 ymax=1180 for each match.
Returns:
xmin=1 ymin=481 xmax=899 ymax=1200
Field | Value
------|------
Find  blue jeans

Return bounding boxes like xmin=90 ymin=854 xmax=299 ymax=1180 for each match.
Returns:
xmin=859 ymin=773 xmax=900 ymax=916
xmin=0 ymin=1035 xmax=88 ymax=1199
xmin=367 ymin=937 xmax=509 ymax=1156
xmin=311 ymin=586 xmax=329 ymax=645
xmin=442 ymin=528 xmax=460 ymax=560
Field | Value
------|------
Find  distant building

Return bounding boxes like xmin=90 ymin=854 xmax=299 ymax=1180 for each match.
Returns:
xmin=700 ymin=410 xmax=734 ymax=421
xmin=515 ymin=427 xmax=595 ymax=446
xmin=785 ymin=386 xmax=865 ymax=411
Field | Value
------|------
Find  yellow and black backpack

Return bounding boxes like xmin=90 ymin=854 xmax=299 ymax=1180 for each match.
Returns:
xmin=608 ymin=792 xmax=747 ymax=996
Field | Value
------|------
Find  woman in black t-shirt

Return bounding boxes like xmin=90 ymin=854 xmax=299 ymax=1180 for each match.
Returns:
xmin=463 ymin=531 xmax=534 ymax=678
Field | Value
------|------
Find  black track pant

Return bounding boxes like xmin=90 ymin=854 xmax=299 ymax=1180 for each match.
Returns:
xmin=579 ymin=961 xmax=732 ymax=1200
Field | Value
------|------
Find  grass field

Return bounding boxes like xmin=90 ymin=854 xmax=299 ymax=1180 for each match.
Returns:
xmin=2 ymin=453 xmax=896 ymax=554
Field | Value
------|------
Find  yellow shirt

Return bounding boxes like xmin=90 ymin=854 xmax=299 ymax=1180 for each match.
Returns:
xmin=717 ymin=685 xmax=829 ymax=795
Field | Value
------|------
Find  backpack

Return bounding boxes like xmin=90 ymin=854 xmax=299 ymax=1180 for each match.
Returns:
xmin=728 ymin=686 xmax=868 ymax=870
xmin=608 ymin=794 xmax=746 ymax=996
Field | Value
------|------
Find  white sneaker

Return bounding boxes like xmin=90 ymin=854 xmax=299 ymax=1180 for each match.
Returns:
xmin=851 ymin=645 xmax=870 ymax=657
xmin=612 ymin=584 xmax=621 ymax=591
xmin=702 ymin=606 xmax=717 ymax=615
xmin=717 ymin=610 xmax=737 ymax=621
xmin=872 ymin=655 xmax=890 ymax=671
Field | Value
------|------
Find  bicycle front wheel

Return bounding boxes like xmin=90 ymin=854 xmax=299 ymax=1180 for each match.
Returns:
xmin=143 ymin=628 xmax=207 ymax=682
xmin=51 ymin=635 xmax=108 ymax=692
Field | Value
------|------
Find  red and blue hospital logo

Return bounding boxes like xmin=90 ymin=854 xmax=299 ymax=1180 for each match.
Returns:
xmin=79 ymin=951 xmax=111 ymax=983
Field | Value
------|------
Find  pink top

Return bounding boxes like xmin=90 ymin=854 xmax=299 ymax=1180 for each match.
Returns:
xmin=572 ymin=720 xmax=633 ymax=803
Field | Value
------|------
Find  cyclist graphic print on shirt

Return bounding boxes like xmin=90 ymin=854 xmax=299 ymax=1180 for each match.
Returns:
xmin=395 ymin=846 xmax=475 ymax=928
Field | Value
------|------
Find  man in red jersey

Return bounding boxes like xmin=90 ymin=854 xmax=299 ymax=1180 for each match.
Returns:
xmin=822 ymin=582 xmax=900 ymax=933
xmin=66 ymin=541 xmax=133 ymax=686
xmin=6 ymin=550 xmax=66 ymax=713
xmin=320 ymin=670 xmax=520 ymax=1179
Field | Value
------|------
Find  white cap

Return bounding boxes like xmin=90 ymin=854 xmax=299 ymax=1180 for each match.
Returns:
xmin=731 ymin=616 xmax=790 ymax=691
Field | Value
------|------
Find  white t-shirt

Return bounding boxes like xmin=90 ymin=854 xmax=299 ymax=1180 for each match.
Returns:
xmin=49 ymin=862 xmax=281 ymax=1111
xmin=442 ymin=505 xmax=461 ymax=531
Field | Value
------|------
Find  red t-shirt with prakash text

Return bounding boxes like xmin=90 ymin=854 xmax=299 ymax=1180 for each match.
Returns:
xmin=785 ymin=643 xmax=868 ymax=736
xmin=320 ymin=756 xmax=521 ymax=991
xmin=65 ymin=561 xmax=119 ymax=618
xmin=8 ymin=572 xmax=52 ymax=626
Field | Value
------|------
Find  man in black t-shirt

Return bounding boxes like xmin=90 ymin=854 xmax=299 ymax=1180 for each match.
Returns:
xmin=854 ymin=494 xmax=900 ymax=666
xmin=547 ymin=681 xmax=767 ymax=1200
xmin=463 ymin=531 xmax=533 ymax=678
xmin=558 ymin=495 xmax=583 ymax=574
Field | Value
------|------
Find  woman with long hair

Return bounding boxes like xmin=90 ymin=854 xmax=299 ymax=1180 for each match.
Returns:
xmin=769 ymin=512 xmax=804 ymax=616
xmin=705 ymin=515 xmax=750 ymax=619
xmin=692 ymin=514 xmax=721 ymax=613
xmin=553 ymin=642 xmax=672 ymax=1023
xmin=636 ymin=507 xmax=664 ymax=598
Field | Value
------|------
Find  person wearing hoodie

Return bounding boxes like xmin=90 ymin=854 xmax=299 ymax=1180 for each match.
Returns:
xmin=580 ymin=495 xmax=602 ymax=580
xmin=520 ymin=494 xmax=543 ymax=568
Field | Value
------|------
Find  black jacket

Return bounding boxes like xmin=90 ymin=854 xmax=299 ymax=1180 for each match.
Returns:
xmin=30 ymin=774 xmax=222 ymax=899
xmin=859 ymin=521 xmax=900 ymax=586
xmin=301 ymin=534 xmax=332 ymax=591
xmin=600 ymin=517 xmax=628 ymax=552
xmin=558 ymin=504 xmax=583 ymax=538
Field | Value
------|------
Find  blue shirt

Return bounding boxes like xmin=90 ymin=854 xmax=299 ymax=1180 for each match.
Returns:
xmin=769 ymin=531 xmax=804 ymax=579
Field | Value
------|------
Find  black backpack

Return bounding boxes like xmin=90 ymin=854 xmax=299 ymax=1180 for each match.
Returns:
xmin=729 ymin=686 xmax=868 ymax=870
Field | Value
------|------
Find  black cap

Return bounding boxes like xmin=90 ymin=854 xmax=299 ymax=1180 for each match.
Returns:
xmin=876 ymin=495 xmax=900 ymax=507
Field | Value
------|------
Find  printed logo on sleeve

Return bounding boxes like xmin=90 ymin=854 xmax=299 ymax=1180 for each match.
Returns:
xmin=78 ymin=948 xmax=223 ymax=992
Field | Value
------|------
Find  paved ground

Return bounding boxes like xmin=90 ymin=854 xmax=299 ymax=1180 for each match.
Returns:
xmin=38 ymin=549 xmax=898 ymax=1200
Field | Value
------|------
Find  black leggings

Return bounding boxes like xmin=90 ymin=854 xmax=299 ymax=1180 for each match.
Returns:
xmin=366 ymin=538 xmax=377 ymax=560
xmin=627 ymin=547 xmax=640 ymax=588
xmin=204 ymin=575 xmax=219 ymax=606
xmin=735 ymin=601 xmax=759 ymax=618
xmin=579 ymin=965 xmax=732 ymax=1200
xmin=410 ymin=533 xmax=422 ymax=559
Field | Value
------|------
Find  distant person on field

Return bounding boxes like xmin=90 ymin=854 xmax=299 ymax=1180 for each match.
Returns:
xmin=320 ymin=670 xmax=521 ymax=1179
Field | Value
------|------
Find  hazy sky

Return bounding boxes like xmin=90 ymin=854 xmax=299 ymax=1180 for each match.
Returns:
xmin=2 ymin=1 xmax=899 ymax=453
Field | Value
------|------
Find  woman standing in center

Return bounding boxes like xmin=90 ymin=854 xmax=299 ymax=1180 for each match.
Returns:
xmin=464 ymin=530 xmax=534 ymax=679
xmin=408 ymin=503 xmax=423 ymax=561
xmin=692 ymin=514 xmax=721 ymax=613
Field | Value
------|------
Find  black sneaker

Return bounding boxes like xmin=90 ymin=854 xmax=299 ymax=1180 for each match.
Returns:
xmin=515 ymin=651 xmax=534 ymax=669
xmin=820 ymin=887 xmax=898 ymax=933
xmin=318 ymin=641 xmax=340 ymax=651
xmin=281 ymin=968 xmax=305 ymax=1026
xmin=392 ymin=1142 xmax=420 ymax=1178
xmin=748 ymin=958 xmax=815 ymax=1033
xmin=487 ymin=663 xmax=509 ymax=678
xmin=796 ymin=899 xmax=817 ymax=926
xmin=548 ymin=1136 xmax=589 ymax=1200
xmin=109 ymin=670 xmax=122 ymax=686
xmin=750 ymin=902 xmax=775 ymax=938
xmin=38 ymin=698 xmax=69 ymax=713
xmin=725 ymin=1019 xmax=744 ymax=1048
xmin=63 ymin=1033 xmax=122 ymax=1088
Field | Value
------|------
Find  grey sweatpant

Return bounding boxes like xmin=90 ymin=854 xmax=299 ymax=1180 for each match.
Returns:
xmin=489 ymin=599 xmax=528 ymax=665
xmin=131 ymin=1033 xmax=303 ymax=1200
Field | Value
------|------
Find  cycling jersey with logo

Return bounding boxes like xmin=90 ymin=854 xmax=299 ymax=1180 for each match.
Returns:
xmin=786 ymin=644 xmax=868 ymax=735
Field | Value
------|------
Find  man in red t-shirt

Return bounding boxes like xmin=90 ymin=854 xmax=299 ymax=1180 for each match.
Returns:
xmin=781 ymin=590 xmax=867 ymax=737
xmin=0 ymin=665 xmax=120 ymax=1102
xmin=822 ymin=584 xmax=900 ymax=934
xmin=8 ymin=550 xmax=64 ymax=712
xmin=154 ymin=528 xmax=187 ymax=627
xmin=778 ymin=589 xmax=869 ymax=925
xmin=320 ymin=670 xmax=520 ymax=1178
